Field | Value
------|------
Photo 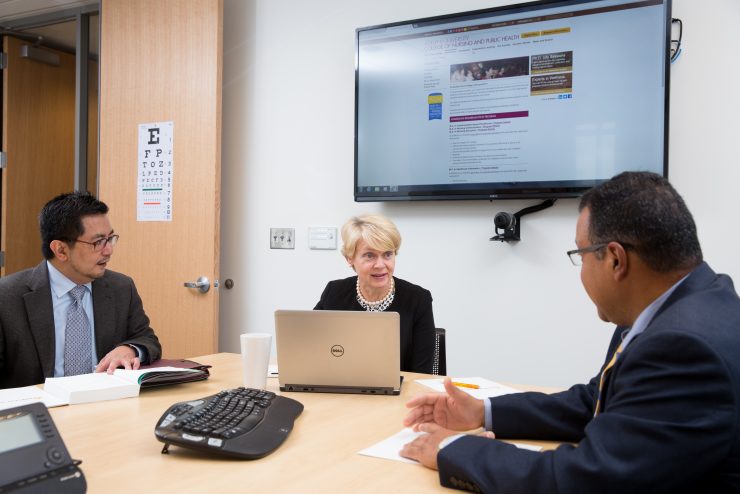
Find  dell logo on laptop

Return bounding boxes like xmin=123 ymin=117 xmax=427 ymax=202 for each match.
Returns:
xmin=330 ymin=345 xmax=344 ymax=357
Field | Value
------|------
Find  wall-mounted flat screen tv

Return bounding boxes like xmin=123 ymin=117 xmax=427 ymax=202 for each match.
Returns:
xmin=354 ymin=0 xmax=671 ymax=201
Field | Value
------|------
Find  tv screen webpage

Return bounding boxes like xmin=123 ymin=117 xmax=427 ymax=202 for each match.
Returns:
xmin=354 ymin=0 xmax=670 ymax=201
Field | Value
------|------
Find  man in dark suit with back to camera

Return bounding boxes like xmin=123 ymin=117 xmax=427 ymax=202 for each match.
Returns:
xmin=0 ymin=192 xmax=162 ymax=389
xmin=401 ymin=172 xmax=740 ymax=492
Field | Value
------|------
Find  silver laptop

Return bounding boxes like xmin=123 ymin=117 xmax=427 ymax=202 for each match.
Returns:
xmin=275 ymin=310 xmax=402 ymax=395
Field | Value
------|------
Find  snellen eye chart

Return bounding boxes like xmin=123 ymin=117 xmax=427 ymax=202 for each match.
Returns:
xmin=137 ymin=121 xmax=174 ymax=222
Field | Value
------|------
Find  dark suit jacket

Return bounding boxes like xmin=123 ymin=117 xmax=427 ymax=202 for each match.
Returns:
xmin=314 ymin=276 xmax=436 ymax=373
xmin=438 ymin=262 xmax=740 ymax=493
xmin=0 ymin=261 xmax=162 ymax=389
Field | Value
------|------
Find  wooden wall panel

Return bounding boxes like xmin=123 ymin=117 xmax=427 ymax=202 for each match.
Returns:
xmin=2 ymin=37 xmax=76 ymax=275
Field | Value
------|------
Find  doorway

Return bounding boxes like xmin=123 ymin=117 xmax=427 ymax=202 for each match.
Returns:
xmin=1 ymin=6 xmax=99 ymax=276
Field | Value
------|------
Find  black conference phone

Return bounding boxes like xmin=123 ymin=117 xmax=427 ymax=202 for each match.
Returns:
xmin=0 ymin=402 xmax=86 ymax=493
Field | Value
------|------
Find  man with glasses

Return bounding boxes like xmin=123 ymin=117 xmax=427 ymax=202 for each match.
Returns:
xmin=401 ymin=172 xmax=740 ymax=492
xmin=0 ymin=192 xmax=161 ymax=389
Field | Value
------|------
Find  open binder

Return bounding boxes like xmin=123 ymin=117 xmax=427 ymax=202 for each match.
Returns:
xmin=138 ymin=359 xmax=212 ymax=387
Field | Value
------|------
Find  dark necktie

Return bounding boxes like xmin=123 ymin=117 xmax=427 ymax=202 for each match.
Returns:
xmin=63 ymin=285 xmax=93 ymax=376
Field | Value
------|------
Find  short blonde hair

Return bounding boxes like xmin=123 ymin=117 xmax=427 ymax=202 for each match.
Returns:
xmin=341 ymin=214 xmax=401 ymax=259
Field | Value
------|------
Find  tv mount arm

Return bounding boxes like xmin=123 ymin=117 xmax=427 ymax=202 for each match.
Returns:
xmin=490 ymin=199 xmax=556 ymax=243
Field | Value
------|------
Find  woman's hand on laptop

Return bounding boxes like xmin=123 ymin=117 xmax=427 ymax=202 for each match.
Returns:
xmin=403 ymin=377 xmax=485 ymax=432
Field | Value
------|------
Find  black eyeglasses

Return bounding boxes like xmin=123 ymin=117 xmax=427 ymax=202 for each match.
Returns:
xmin=567 ymin=242 xmax=633 ymax=266
xmin=73 ymin=234 xmax=120 ymax=252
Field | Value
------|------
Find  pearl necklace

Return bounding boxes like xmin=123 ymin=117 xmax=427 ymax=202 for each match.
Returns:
xmin=356 ymin=277 xmax=395 ymax=312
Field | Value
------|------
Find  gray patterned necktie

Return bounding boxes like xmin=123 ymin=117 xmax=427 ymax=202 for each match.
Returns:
xmin=63 ymin=285 xmax=93 ymax=376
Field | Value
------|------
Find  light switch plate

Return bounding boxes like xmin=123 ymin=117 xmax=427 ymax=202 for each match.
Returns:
xmin=270 ymin=228 xmax=295 ymax=249
xmin=308 ymin=227 xmax=337 ymax=250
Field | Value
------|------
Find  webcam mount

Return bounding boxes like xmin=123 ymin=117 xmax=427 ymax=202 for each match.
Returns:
xmin=490 ymin=199 xmax=556 ymax=243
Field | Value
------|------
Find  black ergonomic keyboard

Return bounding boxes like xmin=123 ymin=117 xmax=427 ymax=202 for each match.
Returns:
xmin=154 ymin=387 xmax=304 ymax=459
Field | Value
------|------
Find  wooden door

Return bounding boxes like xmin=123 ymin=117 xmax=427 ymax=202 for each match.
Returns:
xmin=98 ymin=0 xmax=223 ymax=358
xmin=1 ymin=36 xmax=76 ymax=276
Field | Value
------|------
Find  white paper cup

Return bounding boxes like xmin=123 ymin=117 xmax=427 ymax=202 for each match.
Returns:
xmin=240 ymin=333 xmax=272 ymax=389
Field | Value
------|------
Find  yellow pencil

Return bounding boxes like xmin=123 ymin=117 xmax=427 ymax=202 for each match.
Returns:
xmin=452 ymin=381 xmax=480 ymax=389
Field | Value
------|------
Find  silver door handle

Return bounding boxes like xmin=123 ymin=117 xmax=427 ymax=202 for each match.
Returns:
xmin=184 ymin=276 xmax=210 ymax=293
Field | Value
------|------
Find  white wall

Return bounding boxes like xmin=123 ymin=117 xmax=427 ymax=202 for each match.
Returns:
xmin=219 ymin=0 xmax=740 ymax=387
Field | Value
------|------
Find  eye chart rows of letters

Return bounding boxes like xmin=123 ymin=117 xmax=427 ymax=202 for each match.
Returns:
xmin=137 ymin=121 xmax=174 ymax=222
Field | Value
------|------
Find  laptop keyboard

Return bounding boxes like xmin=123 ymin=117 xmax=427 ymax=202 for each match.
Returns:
xmin=155 ymin=387 xmax=304 ymax=459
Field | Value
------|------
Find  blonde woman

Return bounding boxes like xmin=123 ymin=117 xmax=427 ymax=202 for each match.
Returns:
xmin=314 ymin=214 xmax=435 ymax=373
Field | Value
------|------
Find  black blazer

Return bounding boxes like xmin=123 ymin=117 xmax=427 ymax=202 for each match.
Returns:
xmin=314 ymin=276 xmax=436 ymax=373
xmin=0 ymin=261 xmax=162 ymax=389
xmin=438 ymin=262 xmax=740 ymax=493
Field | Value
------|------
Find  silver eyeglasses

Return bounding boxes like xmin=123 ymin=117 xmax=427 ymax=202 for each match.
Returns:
xmin=566 ymin=243 xmax=608 ymax=266
xmin=567 ymin=242 xmax=633 ymax=266
xmin=74 ymin=234 xmax=120 ymax=252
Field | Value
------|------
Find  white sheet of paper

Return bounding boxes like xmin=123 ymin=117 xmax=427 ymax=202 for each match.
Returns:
xmin=358 ymin=428 xmax=543 ymax=464
xmin=0 ymin=385 xmax=69 ymax=411
xmin=415 ymin=377 xmax=522 ymax=400
xmin=358 ymin=428 xmax=425 ymax=464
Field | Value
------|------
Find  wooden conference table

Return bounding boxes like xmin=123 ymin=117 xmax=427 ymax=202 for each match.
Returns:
xmin=48 ymin=353 xmax=560 ymax=493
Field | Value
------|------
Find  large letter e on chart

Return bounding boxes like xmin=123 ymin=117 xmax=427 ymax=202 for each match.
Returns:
xmin=147 ymin=127 xmax=160 ymax=145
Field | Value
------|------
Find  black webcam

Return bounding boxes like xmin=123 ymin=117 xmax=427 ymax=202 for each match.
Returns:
xmin=490 ymin=199 xmax=556 ymax=243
